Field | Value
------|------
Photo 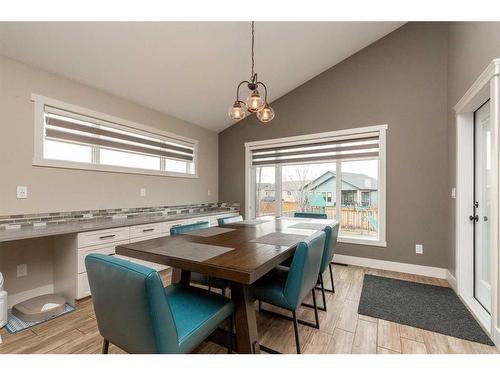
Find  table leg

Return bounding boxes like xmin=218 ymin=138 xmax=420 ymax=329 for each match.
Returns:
xmin=231 ymin=282 xmax=260 ymax=354
xmin=171 ymin=267 xmax=191 ymax=285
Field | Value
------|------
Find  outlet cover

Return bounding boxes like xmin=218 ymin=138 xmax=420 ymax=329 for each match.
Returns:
xmin=451 ymin=187 xmax=456 ymax=199
xmin=17 ymin=264 xmax=27 ymax=277
xmin=207 ymin=189 xmax=212 ymax=196
xmin=16 ymin=186 xmax=28 ymax=199
xmin=140 ymin=188 xmax=146 ymax=197
xmin=416 ymin=244 xmax=424 ymax=254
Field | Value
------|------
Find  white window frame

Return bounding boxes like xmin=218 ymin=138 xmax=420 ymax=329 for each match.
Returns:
xmin=245 ymin=124 xmax=387 ymax=247
xmin=32 ymin=94 xmax=199 ymax=178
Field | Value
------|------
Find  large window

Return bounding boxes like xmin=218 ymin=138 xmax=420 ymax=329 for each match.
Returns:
xmin=33 ymin=95 xmax=198 ymax=177
xmin=246 ymin=125 xmax=386 ymax=246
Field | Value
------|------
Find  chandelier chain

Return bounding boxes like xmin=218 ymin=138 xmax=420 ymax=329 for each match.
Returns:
xmin=251 ymin=21 xmax=255 ymax=80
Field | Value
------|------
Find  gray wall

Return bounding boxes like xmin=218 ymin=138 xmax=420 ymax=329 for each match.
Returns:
xmin=0 ymin=54 xmax=219 ymax=297
xmin=219 ymin=23 xmax=450 ymax=268
xmin=0 ymin=54 xmax=219 ymax=216
xmin=447 ymin=23 xmax=500 ymax=275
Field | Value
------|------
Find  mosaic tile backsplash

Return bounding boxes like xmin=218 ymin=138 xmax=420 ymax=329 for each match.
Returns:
xmin=0 ymin=203 xmax=240 ymax=229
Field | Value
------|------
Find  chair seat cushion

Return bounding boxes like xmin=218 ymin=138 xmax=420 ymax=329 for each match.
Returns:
xmin=190 ymin=272 xmax=229 ymax=290
xmin=251 ymin=266 xmax=292 ymax=310
xmin=165 ymin=284 xmax=233 ymax=353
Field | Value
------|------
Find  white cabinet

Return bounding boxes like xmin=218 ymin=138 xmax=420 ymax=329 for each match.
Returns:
xmin=72 ymin=211 xmax=239 ymax=300
xmin=130 ymin=223 xmax=162 ymax=239
xmin=77 ymin=273 xmax=90 ymax=299
xmin=77 ymin=227 xmax=129 ymax=248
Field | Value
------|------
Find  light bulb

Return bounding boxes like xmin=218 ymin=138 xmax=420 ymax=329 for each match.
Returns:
xmin=257 ymin=104 xmax=275 ymax=123
xmin=228 ymin=101 xmax=246 ymax=120
xmin=246 ymin=90 xmax=265 ymax=113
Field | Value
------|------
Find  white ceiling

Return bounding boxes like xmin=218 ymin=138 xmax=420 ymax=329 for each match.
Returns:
xmin=0 ymin=22 xmax=403 ymax=132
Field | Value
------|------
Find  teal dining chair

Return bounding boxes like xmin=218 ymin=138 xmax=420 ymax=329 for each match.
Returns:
xmin=252 ymin=231 xmax=326 ymax=354
xmin=85 ymin=253 xmax=234 ymax=354
xmin=217 ymin=215 xmax=243 ymax=226
xmin=170 ymin=221 xmax=229 ymax=295
xmin=301 ymin=222 xmax=339 ymax=312
xmin=293 ymin=212 xmax=328 ymax=219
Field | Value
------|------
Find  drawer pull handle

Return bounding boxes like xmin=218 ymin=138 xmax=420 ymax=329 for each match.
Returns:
xmin=99 ymin=234 xmax=116 ymax=240
xmin=142 ymin=228 xmax=155 ymax=232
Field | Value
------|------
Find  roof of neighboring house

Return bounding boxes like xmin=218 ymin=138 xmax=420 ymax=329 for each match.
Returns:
xmin=305 ymin=171 xmax=378 ymax=190
xmin=257 ymin=181 xmax=311 ymax=191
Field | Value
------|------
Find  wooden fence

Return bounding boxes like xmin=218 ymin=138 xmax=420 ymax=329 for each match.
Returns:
xmin=258 ymin=201 xmax=378 ymax=236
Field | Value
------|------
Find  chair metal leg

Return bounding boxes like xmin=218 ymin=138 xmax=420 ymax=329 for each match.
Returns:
xmin=311 ymin=288 xmax=320 ymax=329
xmin=227 ymin=315 xmax=233 ymax=354
xmin=319 ymin=274 xmax=327 ymax=310
xmin=259 ymin=302 xmax=319 ymax=329
xmin=102 ymin=339 xmax=109 ymax=354
xmin=292 ymin=311 xmax=301 ymax=354
xmin=303 ymin=274 xmax=327 ymax=311
xmin=329 ymin=263 xmax=335 ymax=294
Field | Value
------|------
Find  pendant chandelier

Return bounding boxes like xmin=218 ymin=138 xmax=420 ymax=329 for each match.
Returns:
xmin=228 ymin=22 xmax=275 ymax=123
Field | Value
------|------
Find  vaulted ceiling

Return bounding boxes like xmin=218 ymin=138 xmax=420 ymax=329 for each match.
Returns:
xmin=0 ymin=22 xmax=403 ymax=132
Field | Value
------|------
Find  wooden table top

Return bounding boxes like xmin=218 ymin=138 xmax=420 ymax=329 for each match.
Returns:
xmin=116 ymin=217 xmax=337 ymax=285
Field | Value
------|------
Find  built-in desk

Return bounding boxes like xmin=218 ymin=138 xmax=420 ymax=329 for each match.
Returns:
xmin=0 ymin=210 xmax=240 ymax=306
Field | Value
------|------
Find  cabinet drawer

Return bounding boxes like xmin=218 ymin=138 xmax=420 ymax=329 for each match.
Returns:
xmin=77 ymin=227 xmax=130 ymax=248
xmin=77 ymin=273 xmax=91 ymax=299
xmin=161 ymin=220 xmax=186 ymax=234
xmin=77 ymin=242 xmax=127 ymax=274
xmin=130 ymin=223 xmax=162 ymax=239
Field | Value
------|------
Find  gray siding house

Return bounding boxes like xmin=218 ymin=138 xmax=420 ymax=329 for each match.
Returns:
xmin=304 ymin=171 xmax=378 ymax=207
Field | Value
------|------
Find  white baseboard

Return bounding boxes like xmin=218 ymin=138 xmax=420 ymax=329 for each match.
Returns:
xmin=7 ymin=284 xmax=54 ymax=308
xmin=333 ymin=254 xmax=448 ymax=279
xmin=446 ymin=270 xmax=457 ymax=292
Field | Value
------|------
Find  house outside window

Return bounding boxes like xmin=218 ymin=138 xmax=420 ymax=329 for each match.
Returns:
xmin=245 ymin=125 xmax=387 ymax=247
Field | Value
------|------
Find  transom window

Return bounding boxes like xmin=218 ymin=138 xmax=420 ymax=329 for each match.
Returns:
xmin=33 ymin=95 xmax=198 ymax=177
xmin=246 ymin=125 xmax=386 ymax=247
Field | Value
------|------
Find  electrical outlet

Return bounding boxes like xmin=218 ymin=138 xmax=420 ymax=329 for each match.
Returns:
xmin=16 ymin=186 xmax=28 ymax=199
xmin=140 ymin=188 xmax=146 ymax=197
xmin=451 ymin=187 xmax=456 ymax=199
xmin=17 ymin=264 xmax=27 ymax=277
xmin=415 ymin=244 xmax=424 ymax=254
xmin=207 ymin=189 xmax=212 ymax=196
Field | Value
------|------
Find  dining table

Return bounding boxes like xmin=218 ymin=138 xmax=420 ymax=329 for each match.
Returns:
xmin=115 ymin=216 xmax=337 ymax=354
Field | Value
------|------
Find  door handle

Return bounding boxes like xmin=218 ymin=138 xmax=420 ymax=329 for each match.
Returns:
xmin=469 ymin=215 xmax=479 ymax=222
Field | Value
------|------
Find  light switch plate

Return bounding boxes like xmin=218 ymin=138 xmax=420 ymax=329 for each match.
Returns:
xmin=140 ymin=188 xmax=146 ymax=197
xmin=17 ymin=186 xmax=28 ymax=199
xmin=451 ymin=187 xmax=456 ymax=199
xmin=416 ymin=244 xmax=424 ymax=254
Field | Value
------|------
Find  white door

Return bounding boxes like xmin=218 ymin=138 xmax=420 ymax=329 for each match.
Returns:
xmin=474 ymin=100 xmax=492 ymax=313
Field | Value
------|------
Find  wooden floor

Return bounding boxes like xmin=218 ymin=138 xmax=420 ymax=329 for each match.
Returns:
xmin=0 ymin=265 xmax=497 ymax=354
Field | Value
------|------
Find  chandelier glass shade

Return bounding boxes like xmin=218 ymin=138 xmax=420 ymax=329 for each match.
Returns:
xmin=228 ymin=22 xmax=274 ymax=124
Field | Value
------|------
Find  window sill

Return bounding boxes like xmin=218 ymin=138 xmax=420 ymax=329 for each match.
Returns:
xmin=339 ymin=236 xmax=387 ymax=247
xmin=32 ymin=158 xmax=199 ymax=179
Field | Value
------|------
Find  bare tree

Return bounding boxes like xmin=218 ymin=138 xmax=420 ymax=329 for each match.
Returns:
xmin=284 ymin=165 xmax=312 ymax=211
xmin=255 ymin=167 xmax=265 ymax=216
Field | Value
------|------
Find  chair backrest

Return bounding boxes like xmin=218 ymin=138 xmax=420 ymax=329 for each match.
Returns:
xmin=217 ymin=215 xmax=243 ymax=226
xmin=170 ymin=221 xmax=209 ymax=236
xmin=294 ymin=212 xmax=328 ymax=219
xmin=85 ymin=254 xmax=179 ymax=354
xmin=319 ymin=222 xmax=340 ymax=273
xmin=284 ymin=231 xmax=326 ymax=309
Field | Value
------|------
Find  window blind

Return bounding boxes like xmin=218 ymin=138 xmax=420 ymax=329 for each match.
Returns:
xmin=44 ymin=106 xmax=195 ymax=162
xmin=251 ymin=133 xmax=379 ymax=166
